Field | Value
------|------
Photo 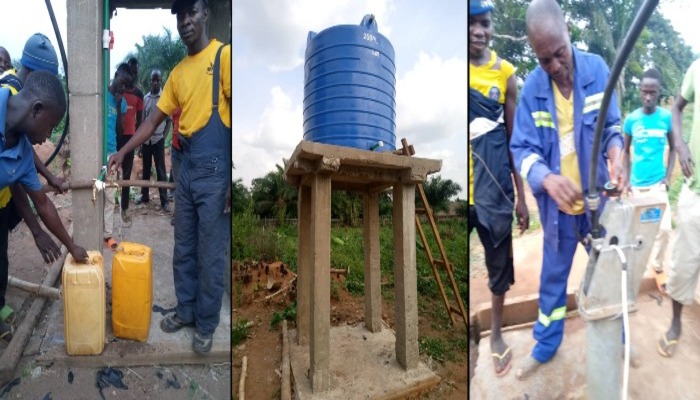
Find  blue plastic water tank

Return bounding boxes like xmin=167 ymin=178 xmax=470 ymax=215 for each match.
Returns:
xmin=303 ymin=14 xmax=396 ymax=151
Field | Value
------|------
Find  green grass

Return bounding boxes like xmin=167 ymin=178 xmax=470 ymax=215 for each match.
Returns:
xmin=418 ymin=336 xmax=458 ymax=364
xmin=270 ymin=302 xmax=297 ymax=329
xmin=232 ymin=212 xmax=467 ymax=306
xmin=232 ymin=319 xmax=250 ymax=347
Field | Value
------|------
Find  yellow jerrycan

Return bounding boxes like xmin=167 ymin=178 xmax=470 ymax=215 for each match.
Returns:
xmin=112 ymin=242 xmax=153 ymax=342
xmin=62 ymin=251 xmax=105 ymax=356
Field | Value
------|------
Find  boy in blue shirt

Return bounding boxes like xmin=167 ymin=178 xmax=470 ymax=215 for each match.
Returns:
xmin=623 ymin=68 xmax=674 ymax=294
xmin=0 ymin=70 xmax=89 ymax=340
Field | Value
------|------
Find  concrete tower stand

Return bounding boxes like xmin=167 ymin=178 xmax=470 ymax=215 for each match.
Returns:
xmin=284 ymin=140 xmax=442 ymax=398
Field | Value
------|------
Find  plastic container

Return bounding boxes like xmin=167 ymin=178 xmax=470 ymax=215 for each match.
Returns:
xmin=62 ymin=251 xmax=105 ymax=355
xmin=303 ymin=14 xmax=396 ymax=151
xmin=112 ymin=242 xmax=152 ymax=342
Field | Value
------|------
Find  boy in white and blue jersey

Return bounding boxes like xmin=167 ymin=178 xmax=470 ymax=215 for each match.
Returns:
xmin=623 ymin=67 xmax=674 ymax=294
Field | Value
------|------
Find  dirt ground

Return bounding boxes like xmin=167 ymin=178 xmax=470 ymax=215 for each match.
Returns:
xmin=232 ymin=261 xmax=467 ymax=400
xmin=0 ymin=143 xmax=230 ymax=399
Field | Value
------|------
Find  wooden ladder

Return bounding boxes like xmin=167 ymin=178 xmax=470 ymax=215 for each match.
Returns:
xmin=396 ymin=138 xmax=468 ymax=330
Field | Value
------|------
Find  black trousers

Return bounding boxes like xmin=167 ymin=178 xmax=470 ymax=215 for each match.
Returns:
xmin=117 ymin=135 xmax=135 ymax=211
xmin=469 ymin=205 xmax=514 ymax=295
xmin=140 ymin=137 xmax=169 ymax=207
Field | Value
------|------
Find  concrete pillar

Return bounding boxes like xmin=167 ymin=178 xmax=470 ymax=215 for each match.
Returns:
xmin=297 ymin=185 xmax=312 ymax=346
xmin=310 ymin=174 xmax=331 ymax=392
xmin=392 ymin=183 xmax=418 ymax=370
xmin=209 ymin=0 xmax=232 ymax=43
xmin=363 ymin=191 xmax=382 ymax=333
xmin=68 ymin=0 xmax=104 ymax=251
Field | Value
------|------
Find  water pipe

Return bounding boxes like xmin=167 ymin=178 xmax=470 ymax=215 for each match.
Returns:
xmin=43 ymin=0 xmax=69 ymax=167
xmin=586 ymin=0 xmax=659 ymax=240
xmin=102 ymin=0 xmax=110 ymax=166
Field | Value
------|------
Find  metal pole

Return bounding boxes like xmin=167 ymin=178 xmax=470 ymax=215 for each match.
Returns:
xmin=586 ymin=317 xmax=623 ymax=400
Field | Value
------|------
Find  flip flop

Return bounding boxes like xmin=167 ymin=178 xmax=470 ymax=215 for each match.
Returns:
xmin=658 ymin=332 xmax=678 ymax=358
xmin=104 ymin=237 xmax=118 ymax=251
xmin=492 ymin=346 xmax=512 ymax=377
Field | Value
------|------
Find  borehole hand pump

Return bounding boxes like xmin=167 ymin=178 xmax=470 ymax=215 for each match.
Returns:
xmin=579 ymin=1 xmax=662 ymax=399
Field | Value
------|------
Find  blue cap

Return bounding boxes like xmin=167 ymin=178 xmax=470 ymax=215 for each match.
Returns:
xmin=470 ymin=0 xmax=494 ymax=16
xmin=21 ymin=33 xmax=58 ymax=75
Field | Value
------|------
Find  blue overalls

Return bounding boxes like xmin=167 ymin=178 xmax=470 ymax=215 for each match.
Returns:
xmin=173 ymin=45 xmax=231 ymax=336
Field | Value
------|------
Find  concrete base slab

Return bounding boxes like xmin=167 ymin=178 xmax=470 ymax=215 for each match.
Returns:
xmin=470 ymin=294 xmax=700 ymax=399
xmin=35 ymin=210 xmax=231 ymax=367
xmin=289 ymin=324 xmax=440 ymax=400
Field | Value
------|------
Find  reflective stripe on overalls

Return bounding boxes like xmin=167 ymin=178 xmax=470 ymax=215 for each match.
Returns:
xmin=173 ymin=45 xmax=231 ymax=335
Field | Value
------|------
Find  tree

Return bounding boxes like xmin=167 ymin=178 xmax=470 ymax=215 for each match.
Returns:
xmin=250 ymin=164 xmax=297 ymax=225
xmin=123 ymin=28 xmax=187 ymax=90
xmin=419 ymin=175 xmax=462 ymax=214
xmin=456 ymin=199 xmax=468 ymax=218
xmin=331 ymin=192 xmax=362 ymax=227
xmin=491 ymin=0 xmax=694 ymax=114
xmin=564 ymin=0 xmax=694 ymax=112
xmin=491 ymin=0 xmax=537 ymax=82
xmin=231 ymin=178 xmax=251 ymax=214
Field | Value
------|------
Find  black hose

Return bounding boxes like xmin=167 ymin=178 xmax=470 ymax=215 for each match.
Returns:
xmin=44 ymin=0 xmax=69 ymax=167
xmin=587 ymin=0 xmax=659 ymax=239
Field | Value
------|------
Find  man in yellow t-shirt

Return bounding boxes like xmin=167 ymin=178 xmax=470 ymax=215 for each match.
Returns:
xmin=469 ymin=0 xmax=529 ymax=378
xmin=108 ymin=0 xmax=230 ymax=355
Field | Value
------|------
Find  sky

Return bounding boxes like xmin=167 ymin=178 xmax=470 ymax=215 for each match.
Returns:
xmin=658 ymin=0 xmax=700 ymax=53
xmin=1 ymin=1 xmax=177 ymax=77
xmin=233 ymin=0 xmax=468 ymax=198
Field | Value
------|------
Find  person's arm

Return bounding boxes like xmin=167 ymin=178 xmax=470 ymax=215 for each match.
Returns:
xmin=665 ymin=127 xmax=676 ymax=188
xmin=163 ymin=116 xmax=172 ymax=143
xmin=508 ymin=83 xmax=553 ymax=194
xmin=672 ymin=95 xmax=693 ymax=178
xmin=504 ymin=74 xmax=528 ymax=234
xmin=32 ymin=150 xmax=64 ymax=193
xmin=108 ymin=109 xmax=168 ymax=174
xmin=509 ymin=81 xmax=581 ymax=210
xmin=10 ymin=184 xmax=61 ymax=263
xmin=24 ymin=187 xmax=87 ymax=262
xmin=622 ymin=134 xmax=632 ymax=192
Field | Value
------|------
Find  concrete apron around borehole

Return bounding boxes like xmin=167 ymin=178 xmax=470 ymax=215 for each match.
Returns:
xmin=289 ymin=323 xmax=440 ymax=400
xmin=35 ymin=207 xmax=231 ymax=367
xmin=470 ymin=293 xmax=700 ymax=400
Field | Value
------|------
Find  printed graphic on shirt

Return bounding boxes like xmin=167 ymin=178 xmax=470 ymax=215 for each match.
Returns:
xmin=488 ymin=86 xmax=500 ymax=101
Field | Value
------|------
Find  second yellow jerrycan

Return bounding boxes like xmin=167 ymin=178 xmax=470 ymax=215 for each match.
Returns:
xmin=112 ymin=242 xmax=153 ymax=342
xmin=62 ymin=251 xmax=105 ymax=356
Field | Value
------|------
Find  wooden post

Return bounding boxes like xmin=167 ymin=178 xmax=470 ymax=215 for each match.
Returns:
xmin=238 ymin=356 xmax=247 ymax=400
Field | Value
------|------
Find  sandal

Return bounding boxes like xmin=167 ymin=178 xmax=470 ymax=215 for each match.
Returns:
xmin=160 ymin=314 xmax=194 ymax=333
xmin=104 ymin=237 xmax=118 ymax=251
xmin=658 ymin=332 xmax=678 ymax=358
xmin=492 ymin=346 xmax=512 ymax=377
